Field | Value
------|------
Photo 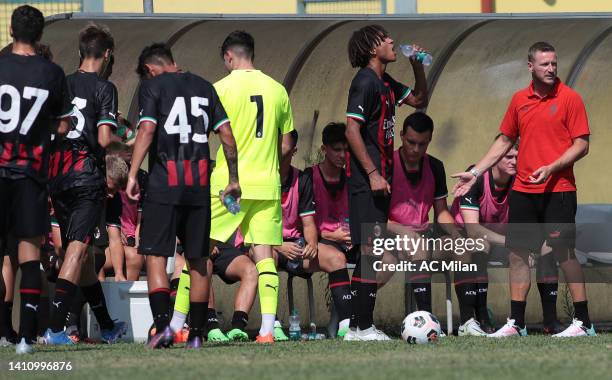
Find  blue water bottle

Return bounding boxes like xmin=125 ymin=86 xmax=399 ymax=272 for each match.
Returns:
xmin=220 ymin=190 xmax=240 ymax=215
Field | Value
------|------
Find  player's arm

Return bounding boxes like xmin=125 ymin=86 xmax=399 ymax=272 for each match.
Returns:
xmin=217 ymin=123 xmax=241 ymax=201
xmin=395 ymin=52 xmax=428 ymax=109
xmin=461 ymin=208 xmax=505 ymax=246
xmin=298 ymin=169 xmax=317 ymax=259
xmin=452 ymin=134 xmax=515 ymax=197
xmin=530 ymin=136 xmax=589 ymax=184
xmin=55 ymin=73 xmax=75 ymax=136
xmin=127 ymin=121 xmax=154 ymax=201
xmin=97 ymin=82 xmax=119 ymax=149
xmin=433 ymin=198 xmax=462 ymax=239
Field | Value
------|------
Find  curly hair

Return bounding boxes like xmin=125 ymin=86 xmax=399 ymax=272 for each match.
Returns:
xmin=348 ymin=24 xmax=389 ymax=68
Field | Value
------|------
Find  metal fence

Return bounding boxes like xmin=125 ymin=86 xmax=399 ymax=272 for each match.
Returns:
xmin=0 ymin=0 xmax=82 ymax=48
xmin=302 ymin=0 xmax=387 ymax=14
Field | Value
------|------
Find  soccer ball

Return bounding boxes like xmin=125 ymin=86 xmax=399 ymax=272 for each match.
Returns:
xmin=400 ymin=311 xmax=442 ymax=344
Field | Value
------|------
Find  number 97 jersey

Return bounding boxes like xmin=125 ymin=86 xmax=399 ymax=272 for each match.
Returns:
xmin=137 ymin=72 xmax=229 ymax=206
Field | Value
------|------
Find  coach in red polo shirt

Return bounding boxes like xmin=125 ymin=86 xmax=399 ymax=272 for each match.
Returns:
xmin=452 ymin=42 xmax=595 ymax=338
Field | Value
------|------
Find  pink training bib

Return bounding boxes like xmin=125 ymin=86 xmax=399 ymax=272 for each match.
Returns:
xmin=389 ymin=150 xmax=434 ymax=231
xmin=120 ymin=191 xmax=138 ymax=238
xmin=312 ymin=165 xmax=349 ymax=234
xmin=451 ymin=170 xmax=509 ymax=232
xmin=282 ymin=167 xmax=302 ymax=240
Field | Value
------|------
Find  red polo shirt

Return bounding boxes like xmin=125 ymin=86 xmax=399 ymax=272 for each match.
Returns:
xmin=499 ymin=79 xmax=590 ymax=193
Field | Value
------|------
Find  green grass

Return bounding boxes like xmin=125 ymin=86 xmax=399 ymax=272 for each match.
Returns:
xmin=1 ymin=335 xmax=611 ymax=380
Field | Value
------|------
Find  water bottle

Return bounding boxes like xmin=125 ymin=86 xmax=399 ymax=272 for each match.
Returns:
xmin=399 ymin=44 xmax=433 ymax=66
xmin=219 ymin=190 xmax=240 ymax=215
xmin=287 ymin=237 xmax=305 ymax=270
xmin=288 ymin=309 xmax=301 ymax=341
xmin=308 ymin=322 xmax=317 ymax=340
xmin=341 ymin=218 xmax=352 ymax=250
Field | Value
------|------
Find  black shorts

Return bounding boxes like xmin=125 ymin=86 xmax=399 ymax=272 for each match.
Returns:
xmin=348 ymin=190 xmax=390 ymax=247
xmin=0 ymin=177 xmax=48 ymax=239
xmin=93 ymin=194 xmax=122 ymax=248
xmin=139 ymin=200 xmax=210 ymax=260
xmin=506 ymin=191 xmax=577 ymax=252
xmin=0 ymin=232 xmax=17 ymax=258
xmin=52 ymin=186 xmax=105 ymax=248
xmin=319 ymin=238 xmax=359 ymax=264
xmin=211 ymin=243 xmax=248 ymax=284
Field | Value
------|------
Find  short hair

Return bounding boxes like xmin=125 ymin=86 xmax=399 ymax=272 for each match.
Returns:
xmin=528 ymin=41 xmax=555 ymax=62
xmin=288 ymin=129 xmax=299 ymax=148
xmin=220 ymin=30 xmax=254 ymax=61
xmin=322 ymin=122 xmax=347 ymax=146
xmin=136 ymin=43 xmax=174 ymax=79
xmin=79 ymin=23 xmax=114 ymax=59
xmin=348 ymin=24 xmax=389 ymax=68
xmin=11 ymin=5 xmax=44 ymax=45
xmin=402 ymin=112 xmax=434 ymax=135
xmin=106 ymin=154 xmax=128 ymax=189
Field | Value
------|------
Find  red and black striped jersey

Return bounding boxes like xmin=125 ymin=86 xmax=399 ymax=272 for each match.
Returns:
xmin=345 ymin=67 xmax=411 ymax=193
xmin=0 ymin=53 xmax=72 ymax=183
xmin=49 ymin=71 xmax=118 ymax=193
xmin=137 ymin=72 xmax=229 ymax=205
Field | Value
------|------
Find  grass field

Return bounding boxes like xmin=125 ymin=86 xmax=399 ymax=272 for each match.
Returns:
xmin=1 ymin=335 xmax=611 ymax=380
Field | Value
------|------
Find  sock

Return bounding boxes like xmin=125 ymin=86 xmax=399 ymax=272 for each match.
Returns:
xmin=169 ymin=310 xmax=187 ymax=333
xmin=174 ymin=265 xmax=191 ymax=316
xmin=50 ymin=278 xmax=77 ymax=333
xmin=149 ymin=288 xmax=170 ymax=331
xmin=65 ymin=289 xmax=85 ymax=330
xmin=475 ymin=283 xmax=489 ymax=322
xmin=231 ymin=311 xmax=249 ymax=330
xmin=81 ymin=282 xmax=114 ymax=331
xmin=455 ymin=283 xmax=477 ymax=324
xmin=329 ymin=269 xmax=352 ymax=321
xmin=1 ymin=301 xmax=14 ymax=337
xmin=206 ymin=308 xmax=219 ymax=332
xmin=188 ymin=302 xmax=207 ymax=339
xmin=537 ymin=282 xmax=558 ymax=326
xmin=573 ymin=301 xmax=591 ymax=328
xmin=409 ymin=261 xmax=432 ymax=313
xmin=352 ymin=257 xmax=378 ymax=330
xmin=510 ymin=300 xmax=526 ymax=328
xmin=349 ymin=282 xmax=357 ymax=329
xmin=256 ymin=258 xmax=279 ymax=320
xmin=18 ymin=261 xmax=42 ymax=343
xmin=259 ymin=314 xmax=275 ymax=336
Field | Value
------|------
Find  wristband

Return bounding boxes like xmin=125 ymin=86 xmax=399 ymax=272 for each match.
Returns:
xmin=469 ymin=167 xmax=481 ymax=178
xmin=367 ymin=168 xmax=377 ymax=176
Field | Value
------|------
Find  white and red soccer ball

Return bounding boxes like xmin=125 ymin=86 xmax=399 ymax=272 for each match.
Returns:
xmin=401 ymin=311 xmax=442 ymax=344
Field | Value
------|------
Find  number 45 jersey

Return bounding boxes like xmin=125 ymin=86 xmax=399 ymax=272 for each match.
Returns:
xmin=49 ymin=71 xmax=119 ymax=193
xmin=0 ymin=53 xmax=72 ymax=183
xmin=138 ymin=71 xmax=229 ymax=206
xmin=211 ymin=70 xmax=294 ymax=201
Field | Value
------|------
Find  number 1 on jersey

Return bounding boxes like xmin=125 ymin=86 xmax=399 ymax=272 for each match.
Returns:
xmin=250 ymin=95 xmax=263 ymax=138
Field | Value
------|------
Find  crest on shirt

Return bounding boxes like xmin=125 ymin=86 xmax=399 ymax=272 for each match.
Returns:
xmin=549 ymin=103 xmax=558 ymax=115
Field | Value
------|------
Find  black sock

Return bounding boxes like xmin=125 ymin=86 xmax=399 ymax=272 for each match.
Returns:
xmin=573 ymin=301 xmax=591 ymax=328
xmin=50 ymin=278 xmax=77 ymax=333
xmin=148 ymin=288 xmax=170 ymax=331
xmin=455 ymin=283 xmax=477 ymax=324
xmin=189 ymin=302 xmax=208 ymax=339
xmin=475 ymin=283 xmax=489 ymax=322
xmin=1 ymin=301 xmax=14 ymax=337
xmin=66 ymin=289 xmax=85 ymax=329
xmin=409 ymin=262 xmax=432 ymax=313
xmin=510 ymin=300 xmax=526 ymax=328
xmin=329 ymin=269 xmax=352 ymax=322
xmin=352 ymin=258 xmax=377 ymax=330
xmin=231 ymin=311 xmax=249 ymax=330
xmin=349 ymin=282 xmax=357 ymax=329
xmin=206 ymin=308 xmax=219 ymax=332
xmin=537 ymin=282 xmax=558 ymax=326
xmin=19 ymin=261 xmax=43 ymax=342
xmin=81 ymin=282 xmax=114 ymax=330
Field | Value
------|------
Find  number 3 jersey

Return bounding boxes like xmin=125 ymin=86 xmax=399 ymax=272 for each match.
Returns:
xmin=49 ymin=71 xmax=119 ymax=193
xmin=0 ymin=53 xmax=72 ymax=183
xmin=138 ymin=71 xmax=229 ymax=205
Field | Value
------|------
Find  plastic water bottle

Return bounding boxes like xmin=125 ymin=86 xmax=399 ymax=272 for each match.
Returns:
xmin=287 ymin=237 xmax=305 ymax=270
xmin=308 ymin=322 xmax=317 ymax=340
xmin=219 ymin=190 xmax=240 ymax=215
xmin=289 ymin=309 xmax=301 ymax=341
xmin=399 ymin=44 xmax=433 ymax=66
